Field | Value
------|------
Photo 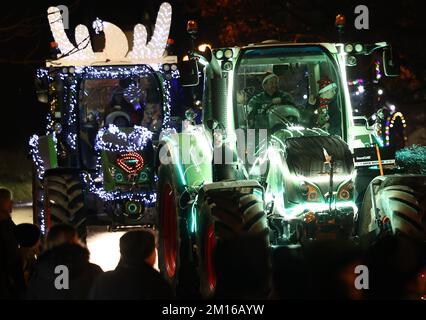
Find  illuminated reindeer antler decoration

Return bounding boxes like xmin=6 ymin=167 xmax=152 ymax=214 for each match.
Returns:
xmin=47 ymin=2 xmax=172 ymax=65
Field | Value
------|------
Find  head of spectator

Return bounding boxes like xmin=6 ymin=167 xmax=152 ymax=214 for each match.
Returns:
xmin=14 ymin=223 xmax=41 ymax=283
xmin=15 ymin=223 xmax=41 ymax=251
xmin=0 ymin=187 xmax=13 ymax=221
xmin=119 ymin=230 xmax=156 ymax=267
xmin=45 ymin=224 xmax=81 ymax=250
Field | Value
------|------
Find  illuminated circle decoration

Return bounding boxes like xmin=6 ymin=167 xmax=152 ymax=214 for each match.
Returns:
xmin=116 ymin=151 xmax=144 ymax=174
xmin=126 ymin=202 xmax=140 ymax=215
xmin=124 ymin=201 xmax=143 ymax=218
xmin=385 ymin=111 xmax=407 ymax=146
xmin=139 ymin=171 xmax=148 ymax=182
xmin=115 ymin=172 xmax=124 ymax=182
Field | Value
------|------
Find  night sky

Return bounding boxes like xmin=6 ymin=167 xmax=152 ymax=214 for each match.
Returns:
xmin=1 ymin=0 xmax=425 ymax=150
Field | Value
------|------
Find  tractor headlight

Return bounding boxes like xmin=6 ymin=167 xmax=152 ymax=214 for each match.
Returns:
xmin=354 ymin=43 xmax=363 ymax=53
xmin=338 ymin=181 xmax=354 ymax=201
xmin=224 ymin=49 xmax=233 ymax=59
xmin=299 ymin=181 xmax=320 ymax=202
xmin=215 ymin=50 xmax=224 ymax=59
xmin=222 ymin=61 xmax=233 ymax=71
xmin=344 ymin=44 xmax=354 ymax=53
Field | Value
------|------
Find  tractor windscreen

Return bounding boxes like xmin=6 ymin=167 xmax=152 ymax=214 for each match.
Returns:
xmin=235 ymin=46 xmax=344 ymax=137
xmin=79 ymin=74 xmax=163 ymax=132
xmin=285 ymin=135 xmax=354 ymax=178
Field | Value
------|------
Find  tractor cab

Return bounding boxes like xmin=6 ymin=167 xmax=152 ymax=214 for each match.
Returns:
xmin=235 ymin=45 xmax=344 ymax=138
xmin=31 ymin=3 xmax=181 ymax=234
xmin=77 ymin=69 xmax=165 ymax=171
xmin=177 ymin=38 xmax=399 ymax=244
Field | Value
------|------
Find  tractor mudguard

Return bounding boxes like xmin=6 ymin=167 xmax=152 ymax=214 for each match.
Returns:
xmin=157 ymin=130 xmax=213 ymax=189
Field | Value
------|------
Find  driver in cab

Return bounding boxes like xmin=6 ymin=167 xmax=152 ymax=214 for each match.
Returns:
xmin=247 ymin=72 xmax=295 ymax=128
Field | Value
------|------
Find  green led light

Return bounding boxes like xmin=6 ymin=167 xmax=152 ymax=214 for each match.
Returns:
xmin=126 ymin=202 xmax=140 ymax=215
xmin=139 ymin=171 xmax=148 ymax=182
xmin=190 ymin=195 xmax=198 ymax=233
xmin=163 ymin=136 xmax=187 ymax=186
xmin=115 ymin=172 xmax=124 ymax=182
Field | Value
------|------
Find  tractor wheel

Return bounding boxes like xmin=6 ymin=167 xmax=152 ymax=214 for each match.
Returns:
xmin=377 ymin=185 xmax=426 ymax=241
xmin=358 ymin=178 xmax=426 ymax=244
xmin=43 ymin=173 xmax=87 ymax=240
xmin=197 ymin=190 xmax=269 ymax=298
xmin=157 ymin=164 xmax=199 ymax=298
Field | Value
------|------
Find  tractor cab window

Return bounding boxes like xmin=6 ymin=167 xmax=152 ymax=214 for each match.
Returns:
xmin=79 ymin=74 xmax=163 ymax=132
xmin=235 ymin=46 xmax=344 ymax=137
xmin=78 ymin=73 xmax=163 ymax=169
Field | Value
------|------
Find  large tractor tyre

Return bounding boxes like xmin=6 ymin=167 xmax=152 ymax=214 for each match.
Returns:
xmin=197 ymin=190 xmax=269 ymax=298
xmin=358 ymin=181 xmax=426 ymax=243
xmin=43 ymin=173 xmax=87 ymax=241
xmin=377 ymin=185 xmax=426 ymax=242
xmin=157 ymin=164 xmax=199 ymax=298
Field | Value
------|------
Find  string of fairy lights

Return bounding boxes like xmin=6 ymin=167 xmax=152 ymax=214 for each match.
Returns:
xmin=348 ymin=59 xmax=408 ymax=146
xmin=95 ymin=125 xmax=154 ymax=152
xmin=31 ymin=63 xmax=179 ymax=220
xmin=385 ymin=111 xmax=407 ymax=146
xmin=29 ymin=3 xmax=178 ymax=230
xmin=29 ymin=135 xmax=46 ymax=180
xmin=90 ymin=124 xmax=155 ymax=203
xmin=81 ymin=172 xmax=157 ymax=205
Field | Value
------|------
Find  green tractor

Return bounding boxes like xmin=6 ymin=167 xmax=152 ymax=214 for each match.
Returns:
xmin=155 ymin=25 xmax=426 ymax=297
xmin=30 ymin=3 xmax=180 ymax=238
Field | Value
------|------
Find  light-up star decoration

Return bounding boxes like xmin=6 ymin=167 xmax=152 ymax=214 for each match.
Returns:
xmin=47 ymin=2 xmax=174 ymax=66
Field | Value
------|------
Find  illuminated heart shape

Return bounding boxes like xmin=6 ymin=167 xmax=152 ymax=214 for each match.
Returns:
xmin=116 ymin=151 xmax=144 ymax=174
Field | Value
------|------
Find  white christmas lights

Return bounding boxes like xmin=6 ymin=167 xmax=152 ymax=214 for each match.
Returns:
xmin=47 ymin=3 xmax=173 ymax=66
xmin=81 ymin=172 xmax=157 ymax=205
xmin=29 ymin=135 xmax=45 ymax=180
xmin=95 ymin=124 xmax=153 ymax=152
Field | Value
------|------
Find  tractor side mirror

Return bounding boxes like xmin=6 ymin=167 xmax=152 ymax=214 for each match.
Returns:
xmin=383 ymin=47 xmax=400 ymax=77
xmin=35 ymin=78 xmax=48 ymax=104
xmin=178 ymin=60 xmax=200 ymax=87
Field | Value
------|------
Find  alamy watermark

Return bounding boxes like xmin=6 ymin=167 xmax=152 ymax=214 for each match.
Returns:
xmin=354 ymin=5 xmax=369 ymax=30
xmin=158 ymin=128 xmax=270 ymax=174
xmin=54 ymin=265 xmax=69 ymax=290
xmin=354 ymin=265 xmax=369 ymax=290
xmin=56 ymin=5 xmax=69 ymax=29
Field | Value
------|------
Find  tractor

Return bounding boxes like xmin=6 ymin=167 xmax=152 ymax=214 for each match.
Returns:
xmin=30 ymin=3 xmax=180 ymax=238
xmin=155 ymin=24 xmax=426 ymax=297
